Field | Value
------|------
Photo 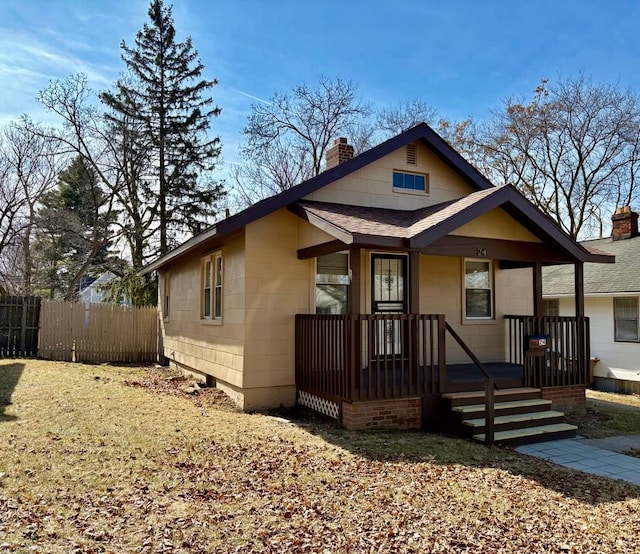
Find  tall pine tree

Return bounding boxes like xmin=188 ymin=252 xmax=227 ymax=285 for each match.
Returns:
xmin=100 ymin=0 xmax=224 ymax=256
xmin=33 ymin=156 xmax=115 ymax=300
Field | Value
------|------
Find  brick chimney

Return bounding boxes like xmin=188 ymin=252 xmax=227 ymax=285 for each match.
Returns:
xmin=325 ymin=137 xmax=354 ymax=169
xmin=612 ymin=206 xmax=639 ymax=241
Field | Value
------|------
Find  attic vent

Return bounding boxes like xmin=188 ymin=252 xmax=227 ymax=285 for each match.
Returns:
xmin=406 ymin=144 xmax=417 ymax=166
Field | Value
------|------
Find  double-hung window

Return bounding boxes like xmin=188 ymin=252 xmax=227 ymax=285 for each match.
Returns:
xmin=202 ymin=252 xmax=223 ymax=321
xmin=464 ymin=259 xmax=493 ymax=319
xmin=315 ymin=253 xmax=349 ymax=314
xmin=614 ymin=297 xmax=639 ymax=342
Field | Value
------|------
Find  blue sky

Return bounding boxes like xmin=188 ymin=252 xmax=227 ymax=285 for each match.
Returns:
xmin=2 ymin=0 xmax=640 ymax=177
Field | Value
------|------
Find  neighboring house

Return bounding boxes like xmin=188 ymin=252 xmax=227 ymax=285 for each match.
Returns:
xmin=78 ymin=271 xmax=129 ymax=306
xmin=141 ymin=124 xmax=612 ymax=435
xmin=543 ymin=207 xmax=640 ymax=393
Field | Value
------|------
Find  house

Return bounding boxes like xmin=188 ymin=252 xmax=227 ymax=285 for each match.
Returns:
xmin=78 ymin=271 xmax=129 ymax=306
xmin=141 ymin=123 xmax=613 ymax=439
xmin=543 ymin=207 xmax=640 ymax=394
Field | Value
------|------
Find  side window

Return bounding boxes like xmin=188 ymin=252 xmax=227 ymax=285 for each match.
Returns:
xmin=315 ymin=253 xmax=349 ymax=314
xmin=201 ymin=252 xmax=223 ymax=321
xmin=543 ymin=299 xmax=559 ymax=316
xmin=614 ymin=297 xmax=639 ymax=342
xmin=464 ymin=259 xmax=493 ymax=320
xmin=163 ymin=272 xmax=170 ymax=320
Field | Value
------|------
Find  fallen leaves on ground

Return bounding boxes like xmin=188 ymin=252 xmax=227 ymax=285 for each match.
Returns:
xmin=0 ymin=361 xmax=639 ymax=553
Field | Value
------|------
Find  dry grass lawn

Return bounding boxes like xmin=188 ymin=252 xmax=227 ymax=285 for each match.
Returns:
xmin=566 ymin=389 xmax=640 ymax=439
xmin=1 ymin=360 xmax=640 ymax=553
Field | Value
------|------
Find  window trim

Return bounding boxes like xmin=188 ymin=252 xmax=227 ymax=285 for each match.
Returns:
xmin=392 ymin=169 xmax=429 ymax=195
xmin=314 ymin=251 xmax=350 ymax=315
xmin=462 ymin=258 xmax=494 ymax=322
xmin=614 ymin=296 xmax=639 ymax=343
xmin=201 ymin=251 xmax=223 ymax=323
xmin=163 ymin=271 xmax=170 ymax=321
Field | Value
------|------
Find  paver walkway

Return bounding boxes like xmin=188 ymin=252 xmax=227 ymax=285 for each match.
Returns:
xmin=516 ymin=438 xmax=640 ymax=486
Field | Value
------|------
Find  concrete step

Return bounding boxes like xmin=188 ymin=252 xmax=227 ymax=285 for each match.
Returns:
xmin=452 ymin=398 xmax=553 ymax=419
xmin=462 ymin=410 xmax=566 ymax=434
xmin=443 ymin=387 xmax=541 ymax=407
xmin=473 ymin=423 xmax=578 ymax=446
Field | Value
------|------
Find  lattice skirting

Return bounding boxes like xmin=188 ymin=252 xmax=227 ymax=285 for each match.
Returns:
xmin=298 ymin=390 xmax=340 ymax=420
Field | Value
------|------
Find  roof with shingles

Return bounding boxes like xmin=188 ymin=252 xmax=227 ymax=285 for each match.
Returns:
xmin=140 ymin=122 xmax=612 ymax=275
xmin=544 ymin=236 xmax=639 ymax=295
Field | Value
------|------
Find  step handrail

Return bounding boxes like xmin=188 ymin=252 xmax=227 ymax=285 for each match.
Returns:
xmin=446 ymin=322 xmax=497 ymax=445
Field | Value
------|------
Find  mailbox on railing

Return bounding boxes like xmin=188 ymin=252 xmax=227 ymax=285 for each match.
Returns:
xmin=526 ymin=334 xmax=551 ymax=356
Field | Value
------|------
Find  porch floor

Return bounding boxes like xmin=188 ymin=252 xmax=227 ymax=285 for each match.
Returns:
xmin=360 ymin=362 xmax=524 ymax=393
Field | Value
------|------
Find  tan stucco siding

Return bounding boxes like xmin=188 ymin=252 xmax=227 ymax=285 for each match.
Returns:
xmin=304 ymin=141 xmax=475 ymax=209
xmin=242 ymin=209 xmax=311 ymax=407
xmin=160 ymin=232 xmax=246 ymax=388
xmin=451 ymin=208 xmax=541 ymax=242
xmin=418 ymin=255 xmax=533 ymax=363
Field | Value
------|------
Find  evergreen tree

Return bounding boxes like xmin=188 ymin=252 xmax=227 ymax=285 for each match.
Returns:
xmin=100 ymin=0 xmax=224 ymax=256
xmin=33 ymin=156 xmax=115 ymax=300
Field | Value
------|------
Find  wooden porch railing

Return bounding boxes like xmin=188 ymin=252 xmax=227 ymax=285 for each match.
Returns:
xmin=505 ymin=315 xmax=590 ymax=388
xmin=295 ymin=314 xmax=446 ymax=402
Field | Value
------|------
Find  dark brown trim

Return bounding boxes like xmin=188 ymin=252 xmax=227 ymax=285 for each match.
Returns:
xmin=421 ymin=235 xmax=572 ymax=263
xmin=349 ymin=247 xmax=361 ymax=314
xmin=410 ymin=185 xmax=615 ymax=264
xmin=409 ymin=251 xmax=420 ymax=313
xmin=575 ymin=262 xmax=585 ymax=318
xmin=297 ymin=240 xmax=347 ymax=260
xmin=533 ymin=261 xmax=543 ymax=317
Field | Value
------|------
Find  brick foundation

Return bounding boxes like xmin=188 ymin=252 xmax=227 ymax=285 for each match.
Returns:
xmin=541 ymin=385 xmax=586 ymax=414
xmin=342 ymin=398 xmax=422 ymax=430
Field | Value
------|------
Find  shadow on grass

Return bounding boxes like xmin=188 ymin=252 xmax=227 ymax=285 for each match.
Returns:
xmin=0 ymin=361 xmax=24 ymax=423
xmin=271 ymin=406 xmax=640 ymax=505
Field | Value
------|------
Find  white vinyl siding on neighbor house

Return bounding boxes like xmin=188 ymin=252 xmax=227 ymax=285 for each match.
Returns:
xmin=614 ymin=296 xmax=639 ymax=342
xmin=201 ymin=252 xmax=223 ymax=321
xmin=464 ymin=259 xmax=493 ymax=320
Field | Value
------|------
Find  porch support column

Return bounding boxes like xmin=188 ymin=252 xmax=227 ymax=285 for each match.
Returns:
xmin=349 ymin=246 xmax=361 ymax=314
xmin=409 ymin=251 xmax=420 ymax=313
xmin=574 ymin=262 xmax=585 ymax=318
xmin=532 ymin=261 xmax=543 ymax=317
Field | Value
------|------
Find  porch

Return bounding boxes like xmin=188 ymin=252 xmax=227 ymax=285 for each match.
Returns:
xmin=295 ymin=313 xmax=590 ymax=434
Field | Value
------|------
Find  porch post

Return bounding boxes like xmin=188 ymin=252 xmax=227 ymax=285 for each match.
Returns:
xmin=574 ymin=262 xmax=584 ymax=318
xmin=574 ymin=261 xmax=586 ymax=382
xmin=409 ymin=251 xmax=420 ymax=314
xmin=349 ymin=247 xmax=362 ymax=395
xmin=532 ymin=261 xmax=543 ymax=317
xmin=349 ymin=247 xmax=361 ymax=315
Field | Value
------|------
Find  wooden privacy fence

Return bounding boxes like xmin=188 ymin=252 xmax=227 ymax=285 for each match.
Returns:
xmin=39 ymin=300 xmax=159 ymax=363
xmin=0 ymin=296 xmax=41 ymax=357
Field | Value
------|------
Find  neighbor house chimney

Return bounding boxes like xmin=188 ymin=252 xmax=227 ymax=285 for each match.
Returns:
xmin=612 ymin=206 xmax=639 ymax=241
xmin=325 ymin=137 xmax=354 ymax=169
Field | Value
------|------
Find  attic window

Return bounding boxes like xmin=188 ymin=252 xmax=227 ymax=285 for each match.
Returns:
xmin=406 ymin=144 xmax=417 ymax=166
xmin=393 ymin=171 xmax=429 ymax=194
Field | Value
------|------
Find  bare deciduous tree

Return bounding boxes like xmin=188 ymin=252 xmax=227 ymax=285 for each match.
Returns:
xmin=0 ymin=119 xmax=60 ymax=294
xmin=481 ymin=75 xmax=640 ymax=239
xmin=233 ymin=76 xmax=371 ymax=206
